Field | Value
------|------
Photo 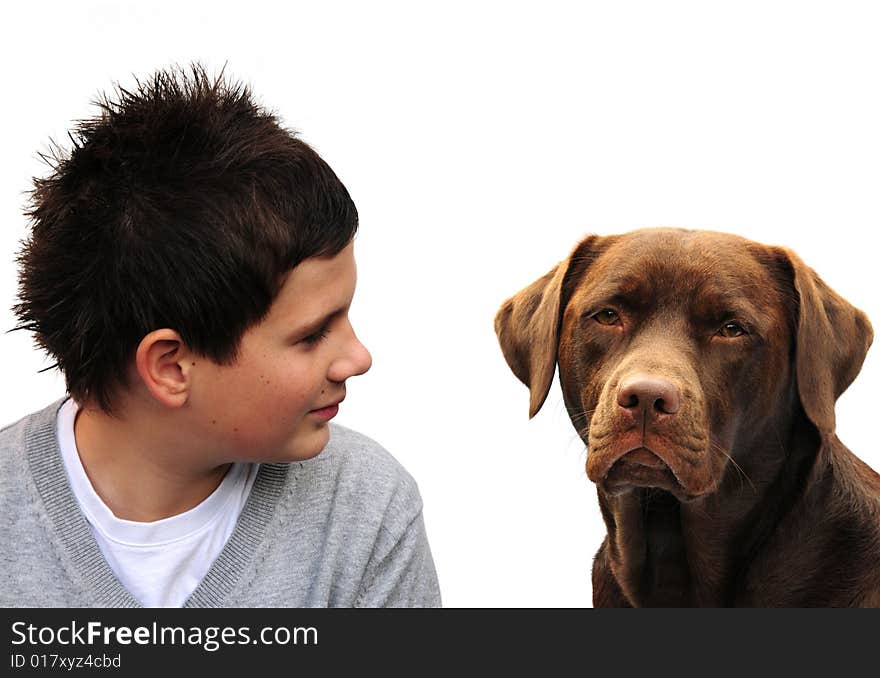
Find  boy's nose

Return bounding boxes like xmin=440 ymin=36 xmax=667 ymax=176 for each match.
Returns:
xmin=350 ymin=337 xmax=372 ymax=377
xmin=329 ymin=333 xmax=371 ymax=382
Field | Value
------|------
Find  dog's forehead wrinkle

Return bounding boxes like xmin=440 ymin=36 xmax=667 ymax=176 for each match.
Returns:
xmin=579 ymin=254 xmax=775 ymax=328
xmin=593 ymin=229 xmax=767 ymax=286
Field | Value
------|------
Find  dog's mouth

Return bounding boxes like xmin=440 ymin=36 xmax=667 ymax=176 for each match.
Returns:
xmin=587 ymin=424 xmax=718 ymax=500
xmin=601 ymin=447 xmax=682 ymax=496
xmin=620 ymin=447 xmax=667 ymax=469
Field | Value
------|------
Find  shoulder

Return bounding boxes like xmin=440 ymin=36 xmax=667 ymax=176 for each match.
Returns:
xmin=1 ymin=399 xmax=66 ymax=435
xmin=0 ymin=399 xmax=66 ymax=471
xmin=325 ymin=424 xmax=417 ymax=488
xmin=0 ymin=400 xmax=67 ymax=552
xmin=302 ymin=424 xmax=423 ymax=529
xmin=0 ymin=406 xmax=38 ymax=443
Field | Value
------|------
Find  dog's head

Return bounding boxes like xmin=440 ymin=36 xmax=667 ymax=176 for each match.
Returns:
xmin=495 ymin=228 xmax=872 ymax=501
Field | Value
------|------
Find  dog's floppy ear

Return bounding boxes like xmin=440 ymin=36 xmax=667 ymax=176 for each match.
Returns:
xmin=781 ymin=248 xmax=873 ymax=436
xmin=494 ymin=235 xmax=602 ymax=418
xmin=494 ymin=262 xmax=567 ymax=418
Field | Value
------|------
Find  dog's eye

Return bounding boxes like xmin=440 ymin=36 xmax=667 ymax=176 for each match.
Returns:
xmin=594 ymin=309 xmax=621 ymax=326
xmin=717 ymin=322 xmax=747 ymax=338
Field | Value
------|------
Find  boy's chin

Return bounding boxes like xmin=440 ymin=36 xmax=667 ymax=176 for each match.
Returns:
xmin=276 ymin=425 xmax=331 ymax=462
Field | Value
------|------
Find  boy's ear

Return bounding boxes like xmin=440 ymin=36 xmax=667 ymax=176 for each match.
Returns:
xmin=134 ymin=329 xmax=193 ymax=408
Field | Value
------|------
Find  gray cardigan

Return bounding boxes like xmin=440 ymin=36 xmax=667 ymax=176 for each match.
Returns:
xmin=0 ymin=399 xmax=441 ymax=608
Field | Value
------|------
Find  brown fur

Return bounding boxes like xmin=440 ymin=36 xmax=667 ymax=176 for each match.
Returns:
xmin=495 ymin=228 xmax=879 ymax=607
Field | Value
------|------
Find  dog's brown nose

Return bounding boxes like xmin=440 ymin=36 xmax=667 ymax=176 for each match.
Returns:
xmin=617 ymin=374 xmax=681 ymax=415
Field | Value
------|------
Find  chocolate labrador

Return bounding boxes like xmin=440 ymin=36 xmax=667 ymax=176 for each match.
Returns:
xmin=495 ymin=228 xmax=879 ymax=607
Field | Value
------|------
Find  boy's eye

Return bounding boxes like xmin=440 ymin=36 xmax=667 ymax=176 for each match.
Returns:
xmin=301 ymin=327 xmax=330 ymax=345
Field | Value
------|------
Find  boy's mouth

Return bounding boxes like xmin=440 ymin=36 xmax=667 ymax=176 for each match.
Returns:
xmin=308 ymin=395 xmax=344 ymax=421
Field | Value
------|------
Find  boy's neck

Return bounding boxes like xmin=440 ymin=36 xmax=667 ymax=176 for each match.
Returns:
xmin=73 ymin=401 xmax=232 ymax=522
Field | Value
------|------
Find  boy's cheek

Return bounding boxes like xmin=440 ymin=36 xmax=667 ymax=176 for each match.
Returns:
xmin=216 ymin=415 xmax=329 ymax=462
xmin=221 ymin=394 xmax=317 ymax=452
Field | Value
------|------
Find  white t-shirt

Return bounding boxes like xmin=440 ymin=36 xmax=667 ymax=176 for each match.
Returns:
xmin=55 ymin=398 xmax=258 ymax=607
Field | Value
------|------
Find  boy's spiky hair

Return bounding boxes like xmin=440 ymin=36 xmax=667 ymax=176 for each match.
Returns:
xmin=14 ymin=64 xmax=358 ymax=412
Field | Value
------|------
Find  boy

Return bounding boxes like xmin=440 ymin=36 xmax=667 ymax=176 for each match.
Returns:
xmin=0 ymin=65 xmax=441 ymax=607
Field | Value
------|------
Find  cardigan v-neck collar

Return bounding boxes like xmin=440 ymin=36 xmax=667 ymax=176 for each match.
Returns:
xmin=25 ymin=399 xmax=289 ymax=607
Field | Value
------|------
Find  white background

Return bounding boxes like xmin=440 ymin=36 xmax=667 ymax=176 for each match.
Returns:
xmin=1 ymin=1 xmax=878 ymax=607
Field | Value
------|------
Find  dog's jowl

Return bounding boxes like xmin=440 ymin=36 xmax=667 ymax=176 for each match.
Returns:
xmin=495 ymin=228 xmax=879 ymax=607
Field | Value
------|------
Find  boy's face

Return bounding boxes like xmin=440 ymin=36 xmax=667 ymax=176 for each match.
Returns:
xmin=189 ymin=241 xmax=372 ymax=462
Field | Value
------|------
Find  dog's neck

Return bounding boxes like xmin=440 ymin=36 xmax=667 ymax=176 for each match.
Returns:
xmin=596 ymin=399 xmax=823 ymax=607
